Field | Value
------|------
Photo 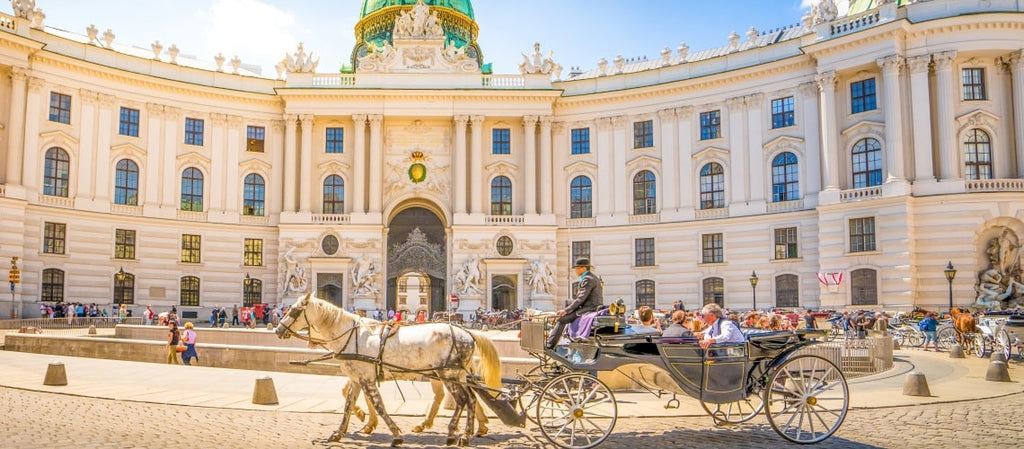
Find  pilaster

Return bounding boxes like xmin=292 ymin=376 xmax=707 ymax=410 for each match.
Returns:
xmin=283 ymin=114 xmax=298 ymax=213
xmin=907 ymin=55 xmax=935 ymax=183
xmin=94 ymin=93 xmax=116 ymax=203
xmin=657 ymin=108 xmax=678 ymax=212
xmin=798 ymin=82 xmax=822 ymax=197
xmin=298 ymin=114 xmax=314 ymax=213
xmin=225 ymin=115 xmax=242 ymax=215
xmin=675 ymin=106 xmax=695 ymax=216
xmin=725 ymin=96 xmax=746 ymax=204
xmin=816 ymin=71 xmax=840 ymax=194
xmin=470 ymin=115 xmax=485 ymax=215
xmin=877 ymin=55 xmax=906 ymax=186
xmin=144 ymin=103 xmax=163 ymax=208
xmin=523 ymin=115 xmax=539 ymax=215
xmin=744 ymin=93 xmax=765 ymax=206
xmin=1007 ymin=50 xmax=1024 ymax=177
xmin=368 ymin=114 xmax=384 ymax=215
xmin=209 ymin=113 xmax=228 ymax=214
xmin=352 ymin=114 xmax=367 ymax=214
xmin=21 ymin=77 xmax=44 ymax=194
xmin=453 ymin=115 xmax=469 ymax=214
xmin=933 ymin=51 xmax=958 ymax=181
xmin=595 ymin=117 xmax=613 ymax=218
xmin=159 ymin=106 xmax=180 ymax=214
xmin=539 ymin=116 xmax=553 ymax=215
xmin=76 ymin=89 xmax=98 ymax=203
xmin=5 ymin=67 xmax=28 ymax=187
xmin=611 ymin=115 xmax=628 ymax=216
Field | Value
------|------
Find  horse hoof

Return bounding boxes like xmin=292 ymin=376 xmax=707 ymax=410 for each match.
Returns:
xmin=475 ymin=426 xmax=488 ymax=437
xmin=359 ymin=426 xmax=375 ymax=435
xmin=459 ymin=437 xmax=470 ymax=447
xmin=411 ymin=425 xmax=425 ymax=433
xmin=328 ymin=432 xmax=344 ymax=443
xmin=390 ymin=438 xmax=403 ymax=447
xmin=445 ymin=437 xmax=457 ymax=446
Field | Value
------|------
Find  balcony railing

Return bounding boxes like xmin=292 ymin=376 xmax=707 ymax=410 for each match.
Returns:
xmin=628 ymin=213 xmax=660 ymax=224
xmin=38 ymin=194 xmax=74 ymax=208
xmin=966 ymin=179 xmax=1024 ymax=193
xmin=481 ymin=75 xmax=526 ymax=88
xmin=240 ymin=215 xmax=270 ymax=225
xmin=310 ymin=74 xmax=357 ymax=87
xmin=695 ymin=207 xmax=728 ymax=220
xmin=0 ymin=12 xmax=15 ymax=32
xmin=110 ymin=204 xmax=143 ymax=216
xmin=176 ymin=210 xmax=208 ymax=222
xmin=767 ymin=199 xmax=805 ymax=213
xmin=485 ymin=215 xmax=524 ymax=225
xmin=566 ymin=217 xmax=596 ymax=228
xmin=311 ymin=214 xmax=351 ymax=224
xmin=840 ymin=186 xmax=882 ymax=202
xmin=830 ymin=9 xmax=880 ymax=37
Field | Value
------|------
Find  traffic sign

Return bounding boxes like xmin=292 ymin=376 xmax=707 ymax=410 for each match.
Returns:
xmin=449 ymin=294 xmax=458 ymax=303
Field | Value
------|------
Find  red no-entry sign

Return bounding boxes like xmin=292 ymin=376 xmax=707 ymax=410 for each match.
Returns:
xmin=450 ymin=294 xmax=458 ymax=303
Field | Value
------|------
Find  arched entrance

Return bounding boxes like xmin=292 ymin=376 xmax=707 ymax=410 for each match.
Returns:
xmin=386 ymin=207 xmax=446 ymax=317
xmin=492 ymin=275 xmax=517 ymax=310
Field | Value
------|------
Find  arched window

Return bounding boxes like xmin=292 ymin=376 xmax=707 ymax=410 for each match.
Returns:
xmin=180 ymin=276 xmax=201 ymax=306
xmin=964 ymin=129 xmax=992 ymax=180
xmin=180 ymin=167 xmax=204 ymax=212
xmin=43 ymin=147 xmax=70 ymax=197
xmin=775 ymin=274 xmax=799 ymax=308
xmin=771 ymin=152 xmax=799 ymax=202
xmin=850 ymin=268 xmax=877 ymax=305
xmin=635 ymin=280 xmax=655 ymax=309
xmin=323 ymin=175 xmax=345 ymax=214
xmin=114 ymin=159 xmax=139 ymax=205
xmin=699 ymin=163 xmax=725 ymax=209
xmin=490 ymin=176 xmax=512 ymax=216
xmin=114 ymin=271 xmax=135 ymax=305
xmin=702 ymin=277 xmax=724 ymax=307
xmin=852 ymin=138 xmax=883 ymax=188
xmin=242 ymin=174 xmax=265 ymax=216
xmin=243 ymin=278 xmax=263 ymax=307
xmin=570 ymin=175 xmax=592 ymax=219
xmin=42 ymin=268 xmax=64 ymax=303
xmin=632 ymin=170 xmax=656 ymax=215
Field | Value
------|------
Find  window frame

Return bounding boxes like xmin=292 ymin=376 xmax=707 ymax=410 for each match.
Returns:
xmin=180 ymin=276 xmax=201 ymax=307
xmin=571 ymin=241 xmax=591 ymax=266
xmin=243 ymin=278 xmax=263 ymax=307
xmin=43 ymin=222 xmax=67 ymax=255
xmin=114 ymin=272 xmax=135 ymax=305
xmin=701 ymin=233 xmax=723 ymax=264
xmin=852 ymin=138 xmax=883 ymax=189
xmin=634 ymin=237 xmax=655 ymax=267
xmin=496 ymin=236 xmax=514 ymax=256
xmin=49 ymin=92 xmax=71 ymax=124
xmin=326 ymin=127 xmax=344 ymax=154
xmin=181 ymin=234 xmax=202 ymax=264
xmin=633 ymin=120 xmax=654 ymax=149
xmin=42 ymin=268 xmax=65 ymax=303
xmin=43 ymin=147 xmax=71 ymax=198
xmin=184 ymin=117 xmax=205 ymax=146
xmin=569 ymin=175 xmax=593 ymax=219
xmin=322 ymin=175 xmax=345 ymax=214
xmin=849 ymin=217 xmax=877 ymax=253
xmin=244 ymin=238 xmax=263 ymax=267
xmin=850 ymin=78 xmax=877 ymax=114
xmin=702 ymin=277 xmax=725 ymax=307
xmin=964 ymin=129 xmax=992 ymax=181
xmin=774 ymin=227 xmax=798 ymax=260
xmin=491 ymin=128 xmax=511 ymax=155
xmin=851 ymin=268 xmax=878 ymax=305
xmin=699 ymin=110 xmax=721 ymax=140
xmin=490 ymin=176 xmax=513 ymax=216
xmin=699 ymin=162 xmax=725 ymax=209
xmin=771 ymin=152 xmax=800 ymax=202
xmin=180 ymin=167 xmax=204 ymax=212
xmin=570 ymin=128 xmax=590 ymax=155
xmin=775 ymin=274 xmax=800 ymax=308
xmin=770 ymin=96 xmax=795 ymax=129
xmin=635 ymin=280 xmax=656 ymax=309
xmin=115 ymin=229 xmax=137 ymax=260
xmin=118 ymin=107 xmax=140 ymax=137
xmin=246 ymin=125 xmax=266 ymax=153
xmin=242 ymin=173 xmax=265 ymax=216
xmin=962 ymin=67 xmax=986 ymax=101
xmin=113 ymin=159 xmax=140 ymax=206
xmin=632 ymin=170 xmax=657 ymax=215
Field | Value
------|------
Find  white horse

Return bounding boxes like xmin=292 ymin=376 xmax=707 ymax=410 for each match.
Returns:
xmin=276 ymin=294 xmax=501 ymax=447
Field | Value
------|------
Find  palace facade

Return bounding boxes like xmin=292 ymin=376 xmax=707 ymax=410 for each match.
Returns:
xmin=2 ymin=0 xmax=1024 ymax=319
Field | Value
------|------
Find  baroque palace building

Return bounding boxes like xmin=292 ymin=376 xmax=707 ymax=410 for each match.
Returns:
xmin=2 ymin=0 xmax=1024 ymax=319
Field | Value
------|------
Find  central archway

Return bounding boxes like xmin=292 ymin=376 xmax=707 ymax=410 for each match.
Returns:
xmin=386 ymin=206 xmax=447 ymax=317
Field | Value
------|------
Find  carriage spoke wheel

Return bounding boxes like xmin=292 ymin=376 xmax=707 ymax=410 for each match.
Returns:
xmin=536 ymin=373 xmax=617 ymax=449
xmin=972 ymin=333 xmax=988 ymax=358
xmin=765 ymin=355 xmax=848 ymax=444
xmin=519 ymin=364 xmax=565 ymax=426
xmin=936 ymin=326 xmax=957 ymax=350
xmin=995 ymin=330 xmax=1012 ymax=361
xmin=905 ymin=330 xmax=924 ymax=348
xmin=701 ymin=394 xmax=765 ymax=426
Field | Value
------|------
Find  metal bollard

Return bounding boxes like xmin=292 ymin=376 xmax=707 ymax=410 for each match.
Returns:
xmin=901 ymin=371 xmax=930 ymax=397
xmin=948 ymin=344 xmax=966 ymax=358
xmin=43 ymin=361 xmax=68 ymax=386
xmin=252 ymin=376 xmax=279 ymax=405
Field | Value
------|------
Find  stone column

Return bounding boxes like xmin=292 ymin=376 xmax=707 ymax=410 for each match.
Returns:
xmin=523 ymin=115 xmax=538 ymax=215
xmin=351 ymin=114 xmax=367 ymax=214
xmin=76 ymin=90 xmax=98 ymax=201
xmin=298 ymin=114 xmax=313 ymax=213
xmin=21 ymin=77 xmax=43 ymax=192
xmin=5 ymin=68 xmax=28 ymax=186
xmin=933 ymin=51 xmax=957 ymax=181
xmin=94 ymin=94 xmax=115 ymax=202
xmin=209 ymin=113 xmax=227 ymax=213
xmin=283 ymin=114 xmax=298 ymax=212
xmin=225 ymin=116 xmax=242 ymax=213
xmin=160 ymin=107 xmax=180 ymax=209
xmin=658 ymin=109 xmax=678 ymax=211
xmin=907 ymin=55 xmax=935 ymax=183
xmin=675 ymin=107 xmax=694 ymax=212
xmin=368 ymin=114 xmax=384 ymax=214
xmin=745 ymin=93 xmax=765 ymax=203
xmin=270 ymin=120 xmax=285 ymax=215
xmin=816 ymin=71 xmax=840 ymax=190
xmin=595 ymin=118 xmax=613 ymax=216
xmin=470 ymin=116 xmax=484 ymax=214
xmin=799 ymin=82 xmax=822 ymax=195
xmin=550 ymin=121 xmax=568 ymax=215
xmin=144 ymin=104 xmax=163 ymax=207
xmin=539 ymin=116 xmax=553 ymax=215
xmin=1008 ymin=50 xmax=1024 ymax=177
xmin=726 ymin=96 xmax=747 ymax=203
xmin=877 ymin=55 xmax=906 ymax=183
xmin=611 ymin=115 xmax=628 ymax=215
xmin=453 ymin=115 xmax=468 ymax=214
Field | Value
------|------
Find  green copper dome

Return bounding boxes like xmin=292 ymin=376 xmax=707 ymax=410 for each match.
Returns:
xmin=360 ymin=0 xmax=474 ymax=21
xmin=351 ymin=0 xmax=482 ymax=70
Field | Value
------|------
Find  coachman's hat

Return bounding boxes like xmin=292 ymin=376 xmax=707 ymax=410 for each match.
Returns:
xmin=573 ymin=258 xmax=591 ymax=268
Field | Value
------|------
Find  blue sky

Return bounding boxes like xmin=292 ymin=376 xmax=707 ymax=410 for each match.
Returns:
xmin=26 ymin=0 xmax=840 ymax=77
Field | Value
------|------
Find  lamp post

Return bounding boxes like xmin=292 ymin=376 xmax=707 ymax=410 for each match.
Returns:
xmin=749 ymin=271 xmax=759 ymax=312
xmin=114 ymin=267 xmax=126 ymax=305
xmin=943 ymin=261 xmax=957 ymax=312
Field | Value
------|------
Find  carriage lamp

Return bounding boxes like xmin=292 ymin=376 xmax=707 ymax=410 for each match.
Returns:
xmin=749 ymin=271 xmax=759 ymax=312
xmin=944 ymin=261 xmax=957 ymax=312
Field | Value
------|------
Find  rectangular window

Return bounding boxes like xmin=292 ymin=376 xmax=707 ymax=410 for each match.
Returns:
xmin=849 ymin=217 xmax=876 ymax=253
xmin=326 ymin=127 xmax=344 ymax=154
xmin=771 ymin=96 xmax=795 ymax=129
xmin=246 ymin=126 xmax=265 ymax=152
xmin=701 ymin=233 xmax=723 ymax=264
xmin=850 ymin=78 xmax=877 ymax=114
xmin=635 ymin=238 xmax=655 ymax=267
xmin=633 ymin=120 xmax=654 ymax=148
xmin=492 ymin=128 xmax=510 ymax=155
xmin=181 ymin=234 xmax=202 ymax=263
xmin=244 ymin=238 xmax=263 ymax=267
xmin=49 ymin=92 xmax=72 ymax=124
xmin=115 ymin=229 xmax=136 ymax=260
xmin=43 ymin=222 xmax=67 ymax=255
xmin=962 ymin=68 xmax=986 ymax=101
xmin=571 ymin=128 xmax=590 ymax=155
xmin=184 ymin=118 xmax=204 ymax=146
xmin=571 ymin=241 xmax=591 ymax=266
xmin=119 ymin=107 xmax=140 ymax=137
xmin=700 ymin=110 xmax=721 ymax=140
xmin=774 ymin=227 xmax=798 ymax=260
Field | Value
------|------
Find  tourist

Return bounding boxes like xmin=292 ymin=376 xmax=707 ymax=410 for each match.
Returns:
xmin=210 ymin=306 xmax=219 ymax=328
xmin=546 ymin=258 xmax=603 ymax=349
xmin=662 ymin=310 xmax=695 ymax=340
xmin=918 ymin=312 xmax=939 ymax=351
xmin=630 ymin=306 xmax=660 ymax=334
xmin=218 ymin=308 xmax=227 ymax=327
xmin=181 ymin=322 xmax=199 ymax=365
xmin=166 ymin=322 xmax=182 ymax=365
xmin=416 ymin=310 xmax=426 ymax=323
xmin=232 ymin=305 xmax=239 ymax=326
xmin=144 ymin=306 xmax=155 ymax=325
xmin=803 ymin=310 xmax=817 ymax=329
xmin=698 ymin=303 xmax=745 ymax=349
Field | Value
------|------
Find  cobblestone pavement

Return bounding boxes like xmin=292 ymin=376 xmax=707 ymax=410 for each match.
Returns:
xmin=2 ymin=386 xmax=1021 ymax=449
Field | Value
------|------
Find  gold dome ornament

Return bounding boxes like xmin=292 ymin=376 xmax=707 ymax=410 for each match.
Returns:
xmin=408 ymin=151 xmax=427 ymax=183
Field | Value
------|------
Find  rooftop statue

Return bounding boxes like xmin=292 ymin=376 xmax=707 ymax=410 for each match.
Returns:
xmin=519 ymin=42 xmax=562 ymax=78
xmin=10 ymin=0 xmax=34 ymax=19
xmin=277 ymin=43 xmax=319 ymax=75
xmin=393 ymin=0 xmax=445 ymax=40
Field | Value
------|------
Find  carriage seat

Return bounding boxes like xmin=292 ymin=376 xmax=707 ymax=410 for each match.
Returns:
xmin=741 ymin=329 xmax=798 ymax=351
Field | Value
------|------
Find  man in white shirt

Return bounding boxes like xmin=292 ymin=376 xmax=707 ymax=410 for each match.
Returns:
xmin=699 ymin=303 xmax=745 ymax=349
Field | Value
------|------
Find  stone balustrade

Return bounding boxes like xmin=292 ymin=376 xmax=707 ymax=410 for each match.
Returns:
xmin=485 ymin=215 xmax=524 ymax=225
xmin=966 ymin=178 xmax=1024 ymax=192
xmin=830 ymin=9 xmax=880 ymax=37
xmin=311 ymin=213 xmax=351 ymax=224
xmin=840 ymin=186 xmax=883 ymax=202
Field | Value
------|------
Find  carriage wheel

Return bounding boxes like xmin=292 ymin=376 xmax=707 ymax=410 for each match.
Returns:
xmin=519 ymin=364 xmax=565 ymax=426
xmin=764 ymin=355 xmax=849 ymax=444
xmin=905 ymin=330 xmax=924 ymax=348
xmin=700 ymin=394 xmax=765 ymax=426
xmin=995 ymin=330 xmax=1012 ymax=361
xmin=972 ymin=334 xmax=988 ymax=358
xmin=936 ymin=327 xmax=957 ymax=350
xmin=825 ymin=326 xmax=839 ymax=342
xmin=536 ymin=373 xmax=617 ymax=449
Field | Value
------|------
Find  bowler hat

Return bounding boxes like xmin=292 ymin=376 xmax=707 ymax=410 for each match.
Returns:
xmin=573 ymin=258 xmax=591 ymax=268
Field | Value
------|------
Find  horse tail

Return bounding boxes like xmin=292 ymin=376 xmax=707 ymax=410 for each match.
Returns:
xmin=470 ymin=331 xmax=502 ymax=391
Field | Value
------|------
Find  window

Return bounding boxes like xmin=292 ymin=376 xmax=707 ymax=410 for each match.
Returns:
xmin=635 ymin=238 xmax=655 ymax=267
xmin=180 ymin=276 xmax=201 ymax=307
xmin=323 ymin=175 xmax=345 ymax=214
xmin=326 ymin=127 xmax=344 ymax=154
xmin=114 ymin=272 xmax=135 ymax=305
xmin=849 ymin=217 xmax=876 ymax=253
xmin=42 ymin=268 xmax=64 ymax=302
xmin=632 ymin=170 xmax=656 ymax=215
xmin=962 ymin=68 xmax=986 ymax=101
xmin=635 ymin=280 xmax=655 ymax=309
xmin=242 ymin=174 xmax=265 ymax=216
xmin=119 ymin=107 xmax=140 ymax=137
xmin=771 ymin=152 xmax=799 ymax=202
xmin=771 ymin=96 xmax=795 ymax=129
xmin=702 ymin=277 xmax=724 ymax=307
xmin=570 ymin=176 xmax=592 ymax=219
xmin=490 ymin=176 xmax=512 ymax=215
xmin=43 ymin=147 xmax=71 ymax=197
xmin=571 ymin=241 xmax=591 ymax=266
xmin=774 ymin=227 xmax=798 ymax=260
xmin=851 ymin=268 xmax=877 ymax=305
xmin=964 ymin=129 xmax=992 ymax=180
xmin=700 ymin=110 xmax=721 ymax=140
xmin=49 ymin=92 xmax=71 ymax=124
xmin=850 ymin=78 xmax=877 ymax=114
xmin=115 ymin=229 xmax=136 ymax=260
xmin=775 ymin=274 xmax=799 ymax=308
xmin=571 ymin=128 xmax=590 ymax=155
xmin=492 ymin=128 xmax=510 ymax=155
xmin=852 ymin=138 xmax=883 ymax=188
xmin=701 ymin=233 xmax=723 ymax=264
xmin=244 ymin=238 xmax=263 ymax=267
xmin=114 ymin=159 xmax=140 ymax=206
xmin=633 ymin=120 xmax=654 ymax=148
xmin=321 ymin=235 xmax=339 ymax=256
xmin=243 ymin=278 xmax=262 ymax=307
xmin=496 ymin=236 xmax=514 ymax=256
xmin=184 ymin=118 xmax=204 ymax=146
xmin=246 ymin=126 xmax=265 ymax=152
xmin=180 ymin=167 xmax=204 ymax=212
xmin=181 ymin=234 xmax=202 ymax=263
xmin=43 ymin=222 xmax=66 ymax=255
xmin=699 ymin=163 xmax=725 ymax=209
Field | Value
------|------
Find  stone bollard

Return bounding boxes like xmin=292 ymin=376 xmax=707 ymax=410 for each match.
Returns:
xmin=43 ymin=361 xmax=68 ymax=386
xmin=892 ymin=339 xmax=901 ymax=350
xmin=88 ymin=325 xmax=97 ymax=335
xmin=901 ymin=371 xmax=931 ymax=397
xmin=986 ymin=361 xmax=1011 ymax=382
xmin=252 ymin=376 xmax=279 ymax=405
xmin=266 ymin=323 xmax=274 ymax=331
xmin=948 ymin=344 xmax=966 ymax=358
xmin=991 ymin=351 xmax=1007 ymax=363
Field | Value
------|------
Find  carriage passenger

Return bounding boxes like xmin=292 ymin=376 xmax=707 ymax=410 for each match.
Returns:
xmin=662 ymin=310 xmax=696 ymax=342
xmin=629 ymin=306 xmax=661 ymax=334
xmin=698 ymin=303 xmax=746 ymax=349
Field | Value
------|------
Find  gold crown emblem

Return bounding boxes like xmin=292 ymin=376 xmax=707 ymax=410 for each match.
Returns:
xmin=411 ymin=151 xmax=424 ymax=161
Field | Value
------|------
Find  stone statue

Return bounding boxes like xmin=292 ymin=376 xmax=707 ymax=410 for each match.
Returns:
xmin=278 ymin=43 xmax=319 ymax=74
xmin=351 ymin=256 xmax=380 ymax=296
xmin=454 ymin=256 xmax=483 ymax=296
xmin=527 ymin=259 xmax=556 ymax=296
xmin=10 ymin=0 xmax=35 ymax=19
xmin=811 ymin=0 xmax=839 ymax=27
xmin=519 ymin=42 xmax=561 ymax=76
xmin=279 ymin=243 xmax=309 ymax=295
xmin=392 ymin=0 xmax=445 ymax=40
xmin=974 ymin=227 xmax=1024 ymax=310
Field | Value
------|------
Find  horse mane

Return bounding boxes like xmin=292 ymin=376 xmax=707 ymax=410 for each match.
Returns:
xmin=306 ymin=295 xmax=354 ymax=333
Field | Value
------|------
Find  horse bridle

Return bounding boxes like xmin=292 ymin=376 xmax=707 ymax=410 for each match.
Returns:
xmin=279 ymin=301 xmax=361 ymax=351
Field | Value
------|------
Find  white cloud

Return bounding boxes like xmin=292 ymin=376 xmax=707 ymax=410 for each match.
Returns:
xmin=800 ymin=0 xmax=851 ymax=16
xmin=197 ymin=0 xmax=302 ymax=73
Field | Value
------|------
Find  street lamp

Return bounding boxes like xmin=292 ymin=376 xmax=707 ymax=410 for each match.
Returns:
xmin=244 ymin=273 xmax=252 ymax=287
xmin=114 ymin=267 xmax=126 ymax=305
xmin=944 ymin=261 xmax=957 ymax=312
xmin=749 ymin=271 xmax=759 ymax=312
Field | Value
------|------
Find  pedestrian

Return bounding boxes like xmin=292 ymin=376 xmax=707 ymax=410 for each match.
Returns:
xmin=218 ymin=308 xmax=227 ymax=327
xmin=919 ymin=312 xmax=939 ymax=351
xmin=232 ymin=305 xmax=239 ymax=326
xmin=546 ymin=258 xmax=603 ymax=349
xmin=166 ymin=321 xmax=182 ymax=365
xmin=144 ymin=306 xmax=155 ymax=325
xmin=210 ymin=306 xmax=219 ymax=328
xmin=803 ymin=310 xmax=817 ymax=329
xmin=181 ymin=322 xmax=199 ymax=365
